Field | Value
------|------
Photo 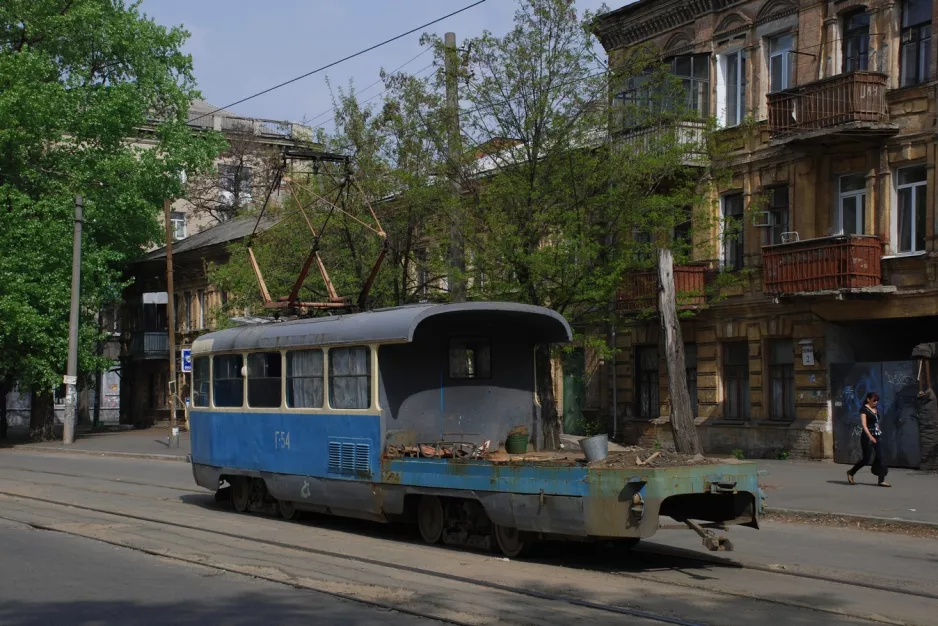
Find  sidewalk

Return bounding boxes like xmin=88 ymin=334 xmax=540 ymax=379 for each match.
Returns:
xmin=4 ymin=429 xmax=936 ymax=526
xmin=755 ymin=458 xmax=937 ymax=526
xmin=4 ymin=427 xmax=189 ymax=462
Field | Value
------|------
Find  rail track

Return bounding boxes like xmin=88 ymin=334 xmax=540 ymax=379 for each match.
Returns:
xmin=1 ymin=463 xmax=932 ymax=624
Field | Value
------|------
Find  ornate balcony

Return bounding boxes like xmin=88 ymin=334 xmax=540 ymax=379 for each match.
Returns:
xmin=616 ymin=120 xmax=708 ymax=166
xmin=126 ymin=331 xmax=169 ymax=360
xmin=616 ymin=265 xmax=707 ymax=313
xmin=762 ymin=235 xmax=883 ymax=296
xmin=767 ymin=72 xmax=895 ymax=142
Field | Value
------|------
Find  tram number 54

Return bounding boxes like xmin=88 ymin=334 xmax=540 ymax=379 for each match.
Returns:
xmin=274 ymin=431 xmax=291 ymax=450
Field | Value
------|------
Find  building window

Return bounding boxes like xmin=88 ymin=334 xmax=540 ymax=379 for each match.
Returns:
xmin=193 ymin=357 xmax=210 ymax=407
xmin=719 ymin=50 xmax=747 ymax=126
xmin=449 ymin=339 xmax=491 ymax=379
xmin=329 ymin=346 xmax=371 ymax=409
xmin=613 ymin=71 xmax=654 ymax=129
xmin=286 ymin=350 xmax=324 ymax=409
xmin=670 ymin=54 xmax=711 ymax=117
xmin=768 ymin=340 xmax=795 ymax=420
xmin=762 ymin=185 xmax=790 ymax=245
xmin=843 ymin=12 xmax=871 ymax=73
xmin=183 ymin=291 xmax=192 ymax=332
xmin=896 ymin=165 xmax=928 ymax=253
xmin=197 ymin=289 xmax=205 ymax=329
xmin=722 ymin=193 xmax=745 ymax=271
xmin=170 ymin=211 xmax=187 ymax=241
xmin=901 ymin=0 xmax=932 ymax=87
xmin=838 ymin=174 xmax=867 ymax=236
xmin=685 ymin=343 xmax=698 ymax=417
xmin=213 ymin=354 xmax=243 ymax=408
xmin=768 ymin=33 xmax=795 ymax=93
xmin=673 ymin=207 xmax=693 ymax=258
xmin=219 ymin=163 xmax=254 ymax=209
xmin=723 ymin=342 xmax=750 ymax=420
xmin=247 ymin=352 xmax=282 ymax=408
xmin=635 ymin=346 xmax=659 ymax=419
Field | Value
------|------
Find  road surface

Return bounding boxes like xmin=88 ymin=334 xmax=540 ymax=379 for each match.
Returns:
xmin=1 ymin=450 xmax=936 ymax=625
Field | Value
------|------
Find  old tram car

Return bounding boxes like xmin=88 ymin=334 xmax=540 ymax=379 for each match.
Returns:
xmin=189 ymin=302 xmax=762 ymax=556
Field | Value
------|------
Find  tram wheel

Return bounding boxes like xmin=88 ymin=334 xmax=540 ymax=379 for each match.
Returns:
xmin=494 ymin=524 xmax=529 ymax=558
xmin=278 ymin=500 xmax=300 ymax=521
xmin=417 ymin=495 xmax=444 ymax=544
xmin=230 ymin=477 xmax=250 ymax=513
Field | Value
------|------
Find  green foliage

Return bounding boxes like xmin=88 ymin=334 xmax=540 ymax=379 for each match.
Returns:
xmin=775 ymin=450 xmax=790 ymax=460
xmin=732 ymin=448 xmax=746 ymax=460
xmin=0 ymin=2 xmax=224 ymax=411
xmin=653 ymin=439 xmax=662 ymax=451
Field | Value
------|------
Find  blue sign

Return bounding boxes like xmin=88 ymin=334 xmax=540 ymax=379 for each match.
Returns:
xmin=181 ymin=348 xmax=192 ymax=373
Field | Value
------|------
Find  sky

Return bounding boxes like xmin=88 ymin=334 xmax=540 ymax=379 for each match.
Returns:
xmin=139 ymin=0 xmax=629 ymax=131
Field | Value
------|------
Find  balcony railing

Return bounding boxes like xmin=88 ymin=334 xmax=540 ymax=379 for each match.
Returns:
xmin=616 ymin=120 xmax=708 ymax=164
xmin=128 ymin=331 xmax=169 ymax=358
xmin=762 ymin=235 xmax=882 ymax=295
xmin=616 ymin=265 xmax=707 ymax=313
xmin=767 ymin=71 xmax=889 ymax=139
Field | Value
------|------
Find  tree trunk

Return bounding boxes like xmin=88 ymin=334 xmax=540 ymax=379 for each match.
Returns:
xmin=0 ymin=379 xmax=9 ymax=440
xmin=535 ymin=343 xmax=561 ymax=450
xmin=29 ymin=388 xmax=56 ymax=441
xmin=657 ymin=248 xmax=702 ymax=455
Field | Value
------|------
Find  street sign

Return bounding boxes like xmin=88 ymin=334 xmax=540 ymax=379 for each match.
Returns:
xmin=181 ymin=348 xmax=192 ymax=373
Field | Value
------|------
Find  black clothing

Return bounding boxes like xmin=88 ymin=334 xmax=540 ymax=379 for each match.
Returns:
xmin=848 ymin=406 xmax=888 ymax=483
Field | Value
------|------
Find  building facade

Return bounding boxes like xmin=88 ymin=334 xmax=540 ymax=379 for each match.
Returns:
xmin=592 ymin=0 xmax=938 ymax=462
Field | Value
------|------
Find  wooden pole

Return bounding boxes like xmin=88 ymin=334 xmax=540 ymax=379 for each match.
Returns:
xmin=164 ymin=199 xmax=178 ymax=441
xmin=657 ymin=248 xmax=702 ymax=455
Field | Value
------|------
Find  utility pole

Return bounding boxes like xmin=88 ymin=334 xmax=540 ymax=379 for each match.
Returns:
xmin=63 ymin=195 xmax=83 ymax=445
xmin=164 ymin=199 xmax=178 ymax=445
xmin=445 ymin=31 xmax=466 ymax=302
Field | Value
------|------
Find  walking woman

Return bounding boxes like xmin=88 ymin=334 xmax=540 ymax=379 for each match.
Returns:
xmin=847 ymin=392 xmax=890 ymax=487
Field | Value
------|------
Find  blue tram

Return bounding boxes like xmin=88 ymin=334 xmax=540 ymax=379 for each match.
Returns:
xmin=189 ymin=302 xmax=762 ymax=556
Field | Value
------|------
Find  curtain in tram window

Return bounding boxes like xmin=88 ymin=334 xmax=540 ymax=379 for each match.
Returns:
xmin=330 ymin=347 xmax=371 ymax=409
xmin=287 ymin=350 xmax=324 ymax=408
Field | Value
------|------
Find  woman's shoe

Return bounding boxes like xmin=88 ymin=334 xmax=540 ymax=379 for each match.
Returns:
xmin=847 ymin=472 xmax=855 ymax=485
xmin=878 ymin=481 xmax=891 ymax=487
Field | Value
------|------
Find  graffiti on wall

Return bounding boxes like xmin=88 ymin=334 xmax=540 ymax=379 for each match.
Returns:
xmin=831 ymin=361 xmax=922 ymax=469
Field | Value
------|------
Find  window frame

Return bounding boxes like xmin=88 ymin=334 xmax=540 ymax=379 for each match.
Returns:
xmin=767 ymin=33 xmax=795 ymax=93
xmin=192 ymin=356 xmax=210 ymax=407
xmin=837 ymin=174 xmax=867 ymax=236
xmin=635 ymin=345 xmax=660 ymax=419
xmin=246 ymin=351 xmax=283 ymax=409
xmin=768 ymin=339 xmax=795 ymax=421
xmin=328 ymin=345 xmax=373 ymax=410
xmin=286 ymin=348 xmax=325 ymax=409
xmin=901 ymin=0 xmax=932 ymax=87
xmin=763 ymin=185 xmax=790 ymax=245
xmin=721 ymin=192 xmax=745 ymax=271
xmin=669 ymin=53 xmax=711 ymax=118
xmin=895 ymin=164 xmax=928 ymax=254
xmin=183 ymin=291 xmax=192 ymax=332
xmin=212 ymin=353 xmax=244 ymax=408
xmin=170 ymin=211 xmax=187 ymax=241
xmin=197 ymin=289 xmax=205 ymax=330
xmin=719 ymin=49 xmax=747 ymax=127
xmin=842 ymin=11 xmax=871 ymax=73
xmin=722 ymin=342 xmax=750 ymax=421
xmin=448 ymin=338 xmax=492 ymax=380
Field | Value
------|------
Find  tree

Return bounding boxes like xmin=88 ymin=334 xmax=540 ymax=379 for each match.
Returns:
xmin=0 ymin=1 xmax=224 ymax=439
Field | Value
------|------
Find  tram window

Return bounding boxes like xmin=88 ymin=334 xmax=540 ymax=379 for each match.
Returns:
xmin=286 ymin=349 xmax=324 ymax=408
xmin=213 ymin=354 xmax=244 ymax=408
xmin=192 ymin=357 xmax=210 ymax=407
xmin=449 ymin=339 xmax=491 ymax=379
xmin=329 ymin=346 xmax=371 ymax=409
xmin=248 ymin=352 xmax=282 ymax=408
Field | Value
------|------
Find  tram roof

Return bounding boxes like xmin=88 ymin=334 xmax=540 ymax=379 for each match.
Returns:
xmin=191 ymin=302 xmax=573 ymax=355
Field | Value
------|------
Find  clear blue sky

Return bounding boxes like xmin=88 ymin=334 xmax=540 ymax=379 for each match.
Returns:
xmin=139 ymin=0 xmax=627 ymax=130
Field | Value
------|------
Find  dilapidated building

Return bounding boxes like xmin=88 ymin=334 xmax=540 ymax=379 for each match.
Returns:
xmin=590 ymin=0 xmax=938 ymax=463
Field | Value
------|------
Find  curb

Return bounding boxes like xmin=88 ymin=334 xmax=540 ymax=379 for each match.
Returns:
xmin=764 ymin=506 xmax=938 ymax=531
xmin=7 ymin=446 xmax=189 ymax=464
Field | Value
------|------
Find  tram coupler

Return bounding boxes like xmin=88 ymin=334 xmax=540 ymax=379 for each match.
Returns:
xmin=684 ymin=519 xmax=734 ymax=552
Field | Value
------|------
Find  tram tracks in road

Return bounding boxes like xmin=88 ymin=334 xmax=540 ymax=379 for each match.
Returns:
xmin=0 ymin=467 xmax=933 ymax=624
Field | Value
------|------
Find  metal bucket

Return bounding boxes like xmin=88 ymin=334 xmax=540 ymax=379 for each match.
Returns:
xmin=580 ymin=434 xmax=608 ymax=463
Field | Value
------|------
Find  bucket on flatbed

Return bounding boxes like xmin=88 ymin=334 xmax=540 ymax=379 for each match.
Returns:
xmin=581 ymin=434 xmax=608 ymax=462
